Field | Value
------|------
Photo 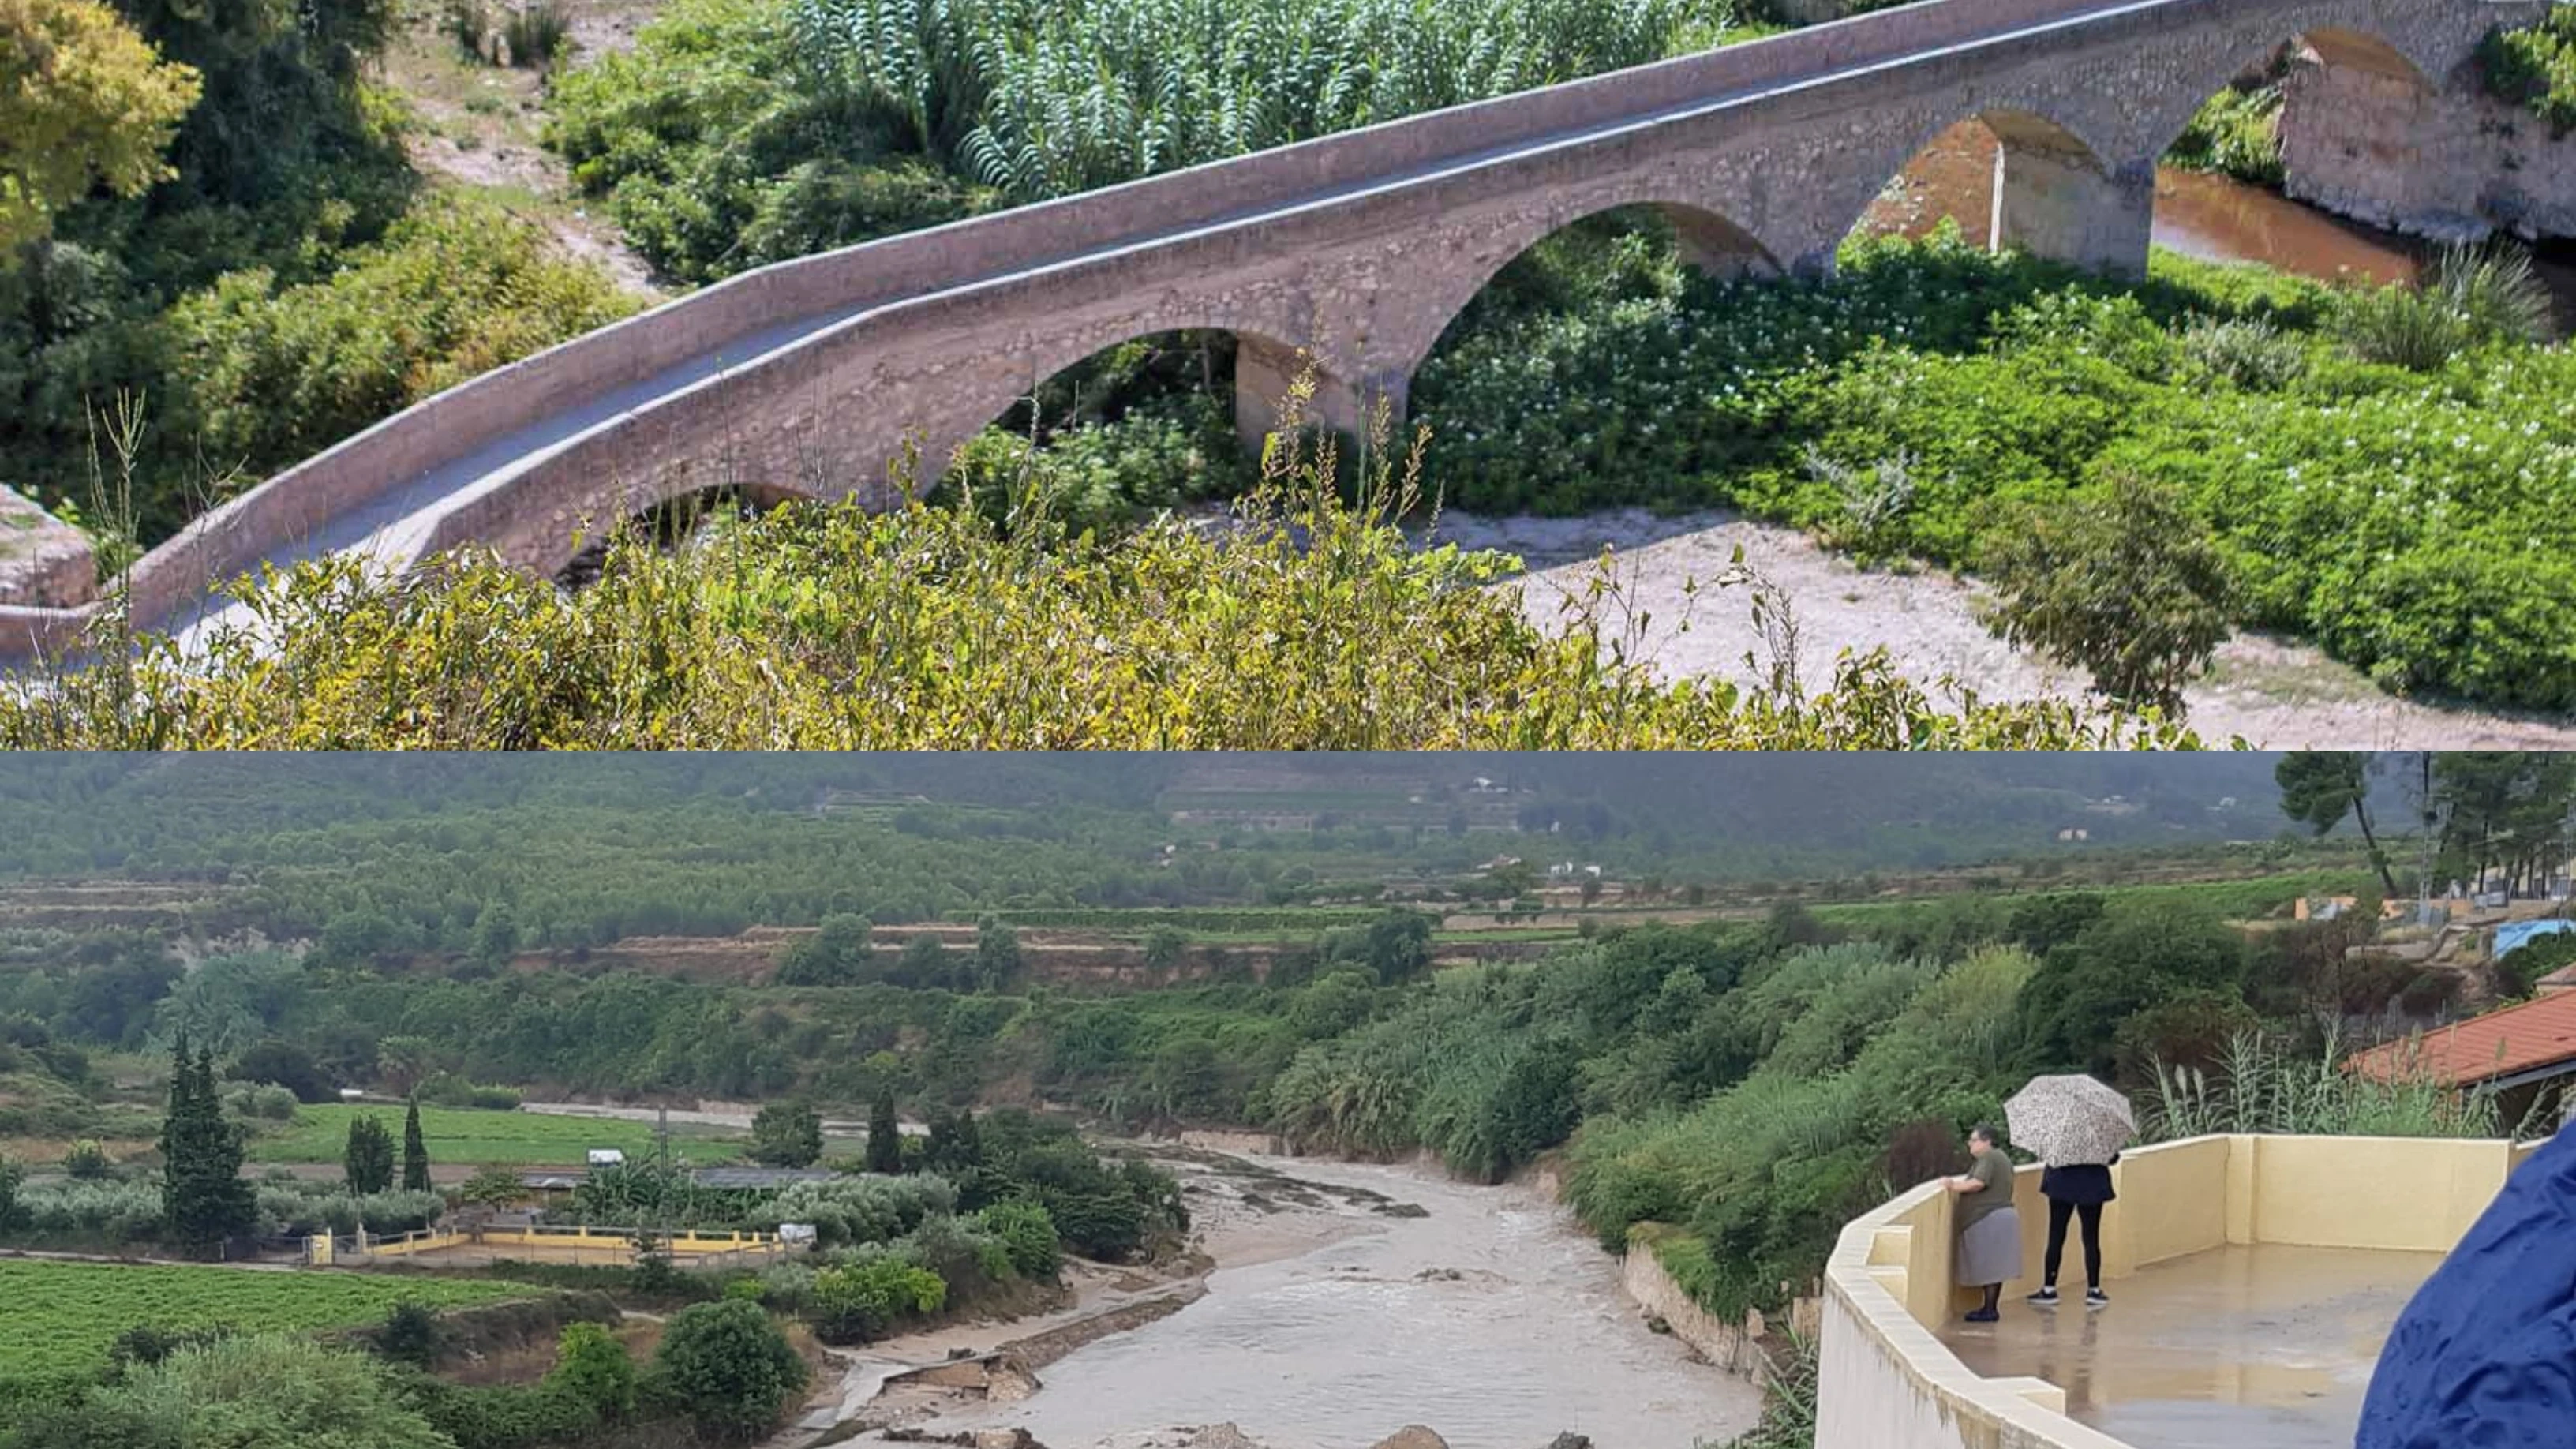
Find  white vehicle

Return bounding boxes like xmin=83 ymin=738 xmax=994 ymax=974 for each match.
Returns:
xmin=586 ymin=1148 xmax=626 ymax=1168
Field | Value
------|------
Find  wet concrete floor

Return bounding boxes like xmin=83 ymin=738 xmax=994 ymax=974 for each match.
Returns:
xmin=1937 ymin=1243 xmax=2443 ymax=1449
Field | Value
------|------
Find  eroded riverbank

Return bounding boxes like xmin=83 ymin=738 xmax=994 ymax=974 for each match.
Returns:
xmin=806 ymin=1149 xmax=1762 ymax=1449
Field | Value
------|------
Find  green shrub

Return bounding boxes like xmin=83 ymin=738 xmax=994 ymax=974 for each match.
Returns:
xmin=648 ymin=1299 xmax=807 ymax=1439
xmin=972 ymin=1200 xmax=1061 ymax=1281
xmin=807 ymin=1255 xmax=945 ymax=1344
xmin=545 ymin=1321 xmax=637 ymax=1420
xmin=2481 ymin=5 xmax=2576 ymax=136
xmin=60 ymin=1140 xmax=110 ymax=1181
xmin=162 ymin=193 xmax=634 ymax=482
xmin=501 ymin=0 xmax=571 ymax=68
xmin=1979 ymin=471 xmax=2234 ymax=715
xmin=2165 ymin=81 xmax=2285 ymax=186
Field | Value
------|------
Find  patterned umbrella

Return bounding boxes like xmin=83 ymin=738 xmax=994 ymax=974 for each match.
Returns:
xmin=2005 ymin=1074 xmax=2136 ymax=1167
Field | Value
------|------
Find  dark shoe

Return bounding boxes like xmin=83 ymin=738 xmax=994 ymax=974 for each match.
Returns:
xmin=2027 ymin=1286 xmax=2060 ymax=1305
xmin=1965 ymin=1307 xmax=2000 ymax=1324
xmin=2085 ymin=1288 xmax=2109 ymax=1308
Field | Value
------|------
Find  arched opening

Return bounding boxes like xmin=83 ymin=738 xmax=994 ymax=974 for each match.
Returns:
xmin=1847 ymin=109 xmax=2145 ymax=277
xmin=1399 ymin=203 xmax=1786 ymax=516
xmin=2148 ymin=29 xmax=2445 ymax=288
xmin=554 ymin=482 xmax=803 ymax=590
xmin=913 ymin=326 xmax=1363 ymax=535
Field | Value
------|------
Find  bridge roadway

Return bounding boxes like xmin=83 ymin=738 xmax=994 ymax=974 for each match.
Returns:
xmin=0 ymin=0 xmax=2532 ymax=664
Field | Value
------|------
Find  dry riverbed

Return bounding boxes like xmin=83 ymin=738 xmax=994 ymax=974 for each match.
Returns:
xmin=1434 ymin=508 xmax=2576 ymax=750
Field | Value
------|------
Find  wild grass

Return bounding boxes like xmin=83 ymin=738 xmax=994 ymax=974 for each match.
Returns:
xmin=2140 ymin=1029 xmax=2500 ymax=1141
xmin=2334 ymin=244 xmax=2557 ymax=371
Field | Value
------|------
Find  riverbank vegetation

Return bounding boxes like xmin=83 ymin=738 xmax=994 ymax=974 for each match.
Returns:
xmin=2483 ymin=2 xmax=2576 ymax=135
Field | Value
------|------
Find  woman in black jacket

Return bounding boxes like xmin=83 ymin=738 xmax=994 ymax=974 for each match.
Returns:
xmin=2027 ymin=1154 xmax=2116 ymax=1307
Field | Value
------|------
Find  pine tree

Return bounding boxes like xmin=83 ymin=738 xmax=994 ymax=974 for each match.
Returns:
xmin=159 ymin=1039 xmax=252 ymax=1254
xmin=401 ymin=1101 xmax=432 ymax=1193
xmin=344 ymin=1115 xmax=395 ymax=1194
xmin=866 ymin=1088 xmax=902 ymax=1174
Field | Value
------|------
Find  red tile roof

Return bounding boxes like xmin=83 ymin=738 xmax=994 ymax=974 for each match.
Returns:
xmin=2348 ymin=990 xmax=2576 ymax=1088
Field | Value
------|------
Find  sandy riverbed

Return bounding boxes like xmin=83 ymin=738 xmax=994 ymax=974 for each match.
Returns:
xmin=1428 ymin=508 xmax=2576 ymax=750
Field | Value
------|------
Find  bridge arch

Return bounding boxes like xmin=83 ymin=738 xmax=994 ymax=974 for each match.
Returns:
xmin=872 ymin=311 xmax=1376 ymax=497
xmin=1812 ymin=104 xmax=2147 ymax=277
xmin=2133 ymin=22 xmax=2444 ymax=185
xmin=1384 ymin=189 xmax=1781 ymax=387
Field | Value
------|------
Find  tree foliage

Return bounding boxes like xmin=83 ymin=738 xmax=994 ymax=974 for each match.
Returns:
xmin=865 ymin=1089 xmax=901 ymax=1174
xmin=648 ymin=1299 xmax=807 ymax=1440
xmin=0 ymin=0 xmax=197 ymax=254
xmin=748 ymin=1103 xmax=822 ymax=1169
xmin=1982 ymin=470 xmax=2233 ymax=715
xmin=342 ymin=1114 xmax=395 ymax=1195
xmin=400 ymin=1102 xmax=431 ymax=1193
xmin=157 ymin=1039 xmax=252 ymax=1252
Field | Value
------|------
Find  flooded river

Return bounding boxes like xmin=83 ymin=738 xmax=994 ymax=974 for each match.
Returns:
xmin=1866 ymin=120 xmax=2576 ymax=331
xmin=908 ymin=1153 xmax=1762 ymax=1449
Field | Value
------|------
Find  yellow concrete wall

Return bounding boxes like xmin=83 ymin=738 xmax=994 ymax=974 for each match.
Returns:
xmin=2243 ymin=1136 xmax=2513 ymax=1252
xmin=2101 ymin=1136 xmax=2229 ymax=1276
xmin=1819 ymin=1133 xmax=2525 ymax=1449
xmin=2512 ymin=1139 xmax=2544 ymax=1173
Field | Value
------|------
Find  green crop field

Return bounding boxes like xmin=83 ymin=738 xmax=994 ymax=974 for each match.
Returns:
xmin=246 ymin=1105 xmax=746 ymax=1166
xmin=0 ymin=1260 xmax=527 ymax=1387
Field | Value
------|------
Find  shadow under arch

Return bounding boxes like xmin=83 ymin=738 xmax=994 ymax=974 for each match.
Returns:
xmin=553 ymin=480 xmax=810 ymax=590
xmin=1836 ymin=105 xmax=2143 ymax=275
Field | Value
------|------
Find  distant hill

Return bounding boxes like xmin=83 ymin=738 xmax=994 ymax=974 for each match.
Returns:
xmin=0 ymin=754 xmax=2295 ymax=879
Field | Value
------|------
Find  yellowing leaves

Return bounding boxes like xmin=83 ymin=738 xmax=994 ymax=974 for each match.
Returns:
xmin=0 ymin=0 xmax=200 ymax=254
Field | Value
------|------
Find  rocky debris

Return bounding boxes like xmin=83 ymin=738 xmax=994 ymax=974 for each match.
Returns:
xmin=1543 ymin=1436 xmax=1595 ymax=1449
xmin=882 ymin=1429 xmax=1047 ymax=1449
xmin=1413 ymin=1268 xmax=1464 ymax=1282
xmin=1368 ymin=1429 xmax=1450 ymax=1449
xmin=0 ymin=485 xmax=95 ymax=608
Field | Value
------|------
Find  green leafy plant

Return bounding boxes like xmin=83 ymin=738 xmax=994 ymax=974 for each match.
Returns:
xmin=1979 ymin=471 xmax=2234 ymax=715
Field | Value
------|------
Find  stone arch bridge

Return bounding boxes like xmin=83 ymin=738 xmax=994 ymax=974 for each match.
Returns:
xmin=0 ymin=0 xmax=2540 ymax=661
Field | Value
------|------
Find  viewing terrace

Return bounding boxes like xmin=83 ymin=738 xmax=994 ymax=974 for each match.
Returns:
xmin=1818 ymin=1133 xmax=2550 ymax=1449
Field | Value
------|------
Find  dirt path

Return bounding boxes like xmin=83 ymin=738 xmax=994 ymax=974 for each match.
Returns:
xmin=1435 ymin=508 xmax=2576 ymax=750
xmin=380 ymin=0 xmax=663 ymax=296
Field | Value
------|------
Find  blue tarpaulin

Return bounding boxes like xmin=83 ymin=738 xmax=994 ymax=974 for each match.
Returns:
xmin=2356 ymin=1127 xmax=2576 ymax=1448
xmin=2496 ymin=919 xmax=2576 ymax=960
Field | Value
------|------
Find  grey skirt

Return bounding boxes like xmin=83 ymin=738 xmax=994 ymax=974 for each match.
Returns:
xmin=1956 ymin=1207 xmax=2023 ymax=1287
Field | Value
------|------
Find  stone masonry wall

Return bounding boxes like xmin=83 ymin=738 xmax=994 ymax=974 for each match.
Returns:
xmin=2282 ymin=58 xmax=2576 ymax=242
xmin=0 ymin=487 xmax=96 ymax=609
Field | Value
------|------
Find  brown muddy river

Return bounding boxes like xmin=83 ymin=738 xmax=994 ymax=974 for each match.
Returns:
xmin=1866 ymin=121 xmax=2576 ymax=330
xmin=908 ymin=1154 xmax=1763 ymax=1449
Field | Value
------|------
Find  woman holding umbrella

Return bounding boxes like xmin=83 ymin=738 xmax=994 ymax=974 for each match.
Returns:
xmin=2004 ymin=1073 xmax=2136 ymax=1310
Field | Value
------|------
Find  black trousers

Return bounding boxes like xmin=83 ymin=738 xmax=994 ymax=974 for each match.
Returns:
xmin=2044 ymin=1199 xmax=2103 ymax=1288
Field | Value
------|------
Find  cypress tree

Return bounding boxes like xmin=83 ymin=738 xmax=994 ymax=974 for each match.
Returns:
xmin=402 ymin=1101 xmax=432 ymax=1192
xmin=159 ymin=1039 xmax=252 ymax=1255
xmin=866 ymin=1088 xmax=902 ymax=1174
